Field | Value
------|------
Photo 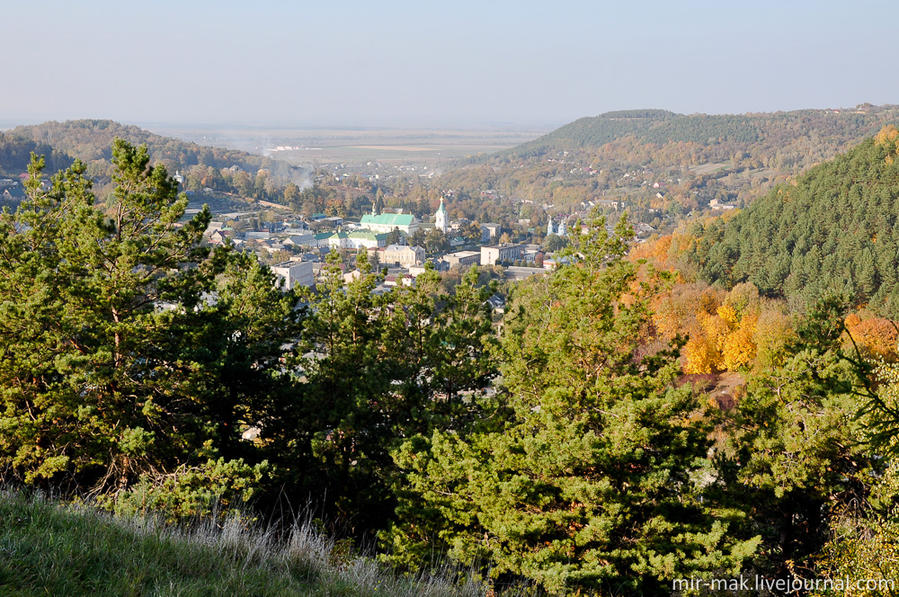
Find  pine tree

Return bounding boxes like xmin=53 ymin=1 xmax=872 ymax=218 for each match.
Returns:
xmin=388 ymin=214 xmax=759 ymax=594
xmin=280 ymin=253 xmax=499 ymax=532
xmin=719 ymin=316 xmax=875 ymax=575
xmin=0 ymin=141 xmax=299 ymax=496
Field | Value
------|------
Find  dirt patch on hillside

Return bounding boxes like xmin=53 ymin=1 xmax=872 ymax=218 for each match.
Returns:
xmin=678 ymin=371 xmax=746 ymax=410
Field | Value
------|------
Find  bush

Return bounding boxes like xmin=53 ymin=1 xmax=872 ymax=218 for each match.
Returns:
xmin=98 ymin=458 xmax=270 ymax=523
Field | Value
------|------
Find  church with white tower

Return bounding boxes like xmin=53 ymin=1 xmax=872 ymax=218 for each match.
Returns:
xmin=546 ymin=215 xmax=568 ymax=237
xmin=435 ymin=197 xmax=448 ymax=233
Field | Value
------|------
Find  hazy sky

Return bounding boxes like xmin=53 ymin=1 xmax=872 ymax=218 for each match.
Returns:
xmin=2 ymin=0 xmax=896 ymax=128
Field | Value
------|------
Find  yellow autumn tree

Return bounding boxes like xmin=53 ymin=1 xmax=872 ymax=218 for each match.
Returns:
xmin=716 ymin=303 xmax=740 ymax=328
xmin=651 ymin=283 xmax=707 ymax=341
xmin=844 ymin=311 xmax=899 ymax=361
xmin=722 ymin=312 xmax=758 ymax=371
xmin=683 ymin=336 xmax=719 ymax=374
xmin=698 ymin=286 xmax=724 ymax=316
xmin=630 ymin=234 xmax=673 ymax=265
xmin=874 ymin=124 xmax=899 ymax=146
xmin=724 ymin=282 xmax=760 ymax=315
xmin=654 ymin=280 xmax=788 ymax=374
xmin=753 ymin=304 xmax=793 ymax=369
xmin=874 ymin=125 xmax=899 ymax=165
xmin=682 ymin=282 xmax=774 ymax=373
xmin=699 ymin=310 xmax=731 ymax=356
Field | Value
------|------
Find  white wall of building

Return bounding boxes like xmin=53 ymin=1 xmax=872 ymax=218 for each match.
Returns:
xmin=272 ymin=260 xmax=314 ymax=289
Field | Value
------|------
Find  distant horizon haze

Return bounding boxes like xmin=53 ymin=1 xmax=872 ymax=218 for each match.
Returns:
xmin=1 ymin=100 xmax=893 ymax=135
xmin=2 ymin=0 xmax=897 ymax=128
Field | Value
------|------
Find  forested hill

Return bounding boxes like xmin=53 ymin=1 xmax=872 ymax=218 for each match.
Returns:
xmin=437 ymin=105 xmax=899 ymax=224
xmin=506 ymin=105 xmax=899 ymax=158
xmin=3 ymin=119 xmax=305 ymax=182
xmin=687 ymin=125 xmax=899 ymax=318
xmin=0 ymin=134 xmax=75 ymax=176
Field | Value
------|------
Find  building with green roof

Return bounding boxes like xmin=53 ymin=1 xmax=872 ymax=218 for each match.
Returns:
xmin=359 ymin=212 xmax=418 ymax=234
xmin=328 ymin=230 xmax=389 ymax=250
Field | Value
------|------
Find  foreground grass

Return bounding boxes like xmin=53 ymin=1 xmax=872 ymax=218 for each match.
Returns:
xmin=0 ymin=491 xmax=484 ymax=597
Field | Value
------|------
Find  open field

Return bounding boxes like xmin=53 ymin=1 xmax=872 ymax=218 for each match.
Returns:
xmin=145 ymin=125 xmax=549 ymax=167
xmin=689 ymin=161 xmax=733 ymax=175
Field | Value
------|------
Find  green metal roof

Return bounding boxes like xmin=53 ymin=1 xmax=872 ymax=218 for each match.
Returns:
xmin=329 ymin=231 xmax=387 ymax=241
xmin=360 ymin=213 xmax=415 ymax=227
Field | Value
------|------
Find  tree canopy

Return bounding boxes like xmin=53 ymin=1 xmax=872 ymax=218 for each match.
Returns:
xmin=386 ymin=215 xmax=759 ymax=594
xmin=688 ymin=127 xmax=899 ymax=318
xmin=0 ymin=140 xmax=299 ymax=499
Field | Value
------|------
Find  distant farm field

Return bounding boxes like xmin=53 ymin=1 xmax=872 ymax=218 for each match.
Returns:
xmin=146 ymin=125 xmax=549 ymax=166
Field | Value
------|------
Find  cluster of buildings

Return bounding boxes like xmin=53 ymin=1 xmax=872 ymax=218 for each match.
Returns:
xmin=0 ymin=177 xmax=21 ymax=203
xmin=202 ymin=198 xmax=573 ymax=294
xmin=205 ymin=208 xmax=421 ymax=254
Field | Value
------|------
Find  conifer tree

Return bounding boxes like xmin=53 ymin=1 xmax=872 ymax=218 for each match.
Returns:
xmin=717 ymin=297 xmax=879 ymax=575
xmin=388 ymin=214 xmax=759 ymax=594
xmin=0 ymin=140 xmax=299 ymax=496
xmin=282 ymin=253 xmax=498 ymax=531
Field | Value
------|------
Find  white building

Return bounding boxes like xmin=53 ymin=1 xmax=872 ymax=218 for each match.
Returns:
xmin=272 ymin=260 xmax=314 ymax=290
xmin=382 ymin=244 xmax=425 ymax=267
xmin=245 ymin=231 xmax=272 ymax=240
xmin=546 ymin=215 xmax=569 ymax=237
xmin=328 ymin=230 xmax=388 ymax=250
xmin=435 ymin=198 xmax=448 ymax=233
xmin=480 ymin=244 xmax=524 ymax=266
xmin=480 ymin=223 xmax=500 ymax=242
xmin=709 ymin=198 xmax=736 ymax=211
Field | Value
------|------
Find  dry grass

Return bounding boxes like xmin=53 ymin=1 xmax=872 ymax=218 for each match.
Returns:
xmin=0 ymin=490 xmax=487 ymax=596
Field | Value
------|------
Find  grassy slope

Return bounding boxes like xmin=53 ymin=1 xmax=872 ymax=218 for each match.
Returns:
xmin=0 ymin=492 xmax=477 ymax=597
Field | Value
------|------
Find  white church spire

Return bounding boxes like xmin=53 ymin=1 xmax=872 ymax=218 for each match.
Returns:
xmin=435 ymin=197 xmax=448 ymax=233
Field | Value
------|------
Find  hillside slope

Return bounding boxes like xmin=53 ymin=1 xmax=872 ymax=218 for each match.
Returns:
xmin=687 ymin=126 xmax=899 ymax=317
xmin=507 ymin=105 xmax=899 ymax=159
xmin=5 ymin=119 xmax=306 ymax=182
xmin=0 ymin=135 xmax=74 ymax=176
xmin=435 ymin=105 xmax=899 ymax=228
xmin=0 ymin=491 xmax=477 ymax=597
